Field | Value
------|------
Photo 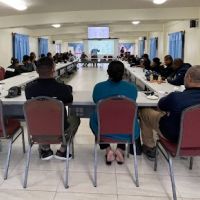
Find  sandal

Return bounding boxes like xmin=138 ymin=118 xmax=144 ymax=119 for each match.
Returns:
xmin=115 ymin=148 xmax=125 ymax=165
xmin=105 ymin=149 xmax=115 ymax=165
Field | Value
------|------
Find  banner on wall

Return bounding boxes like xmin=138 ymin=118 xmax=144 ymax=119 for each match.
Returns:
xmin=68 ymin=43 xmax=84 ymax=57
xmin=119 ymin=43 xmax=134 ymax=54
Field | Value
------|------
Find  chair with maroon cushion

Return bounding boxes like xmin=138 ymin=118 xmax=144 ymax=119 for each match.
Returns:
xmin=0 ymin=66 xmax=5 ymax=80
xmin=0 ymin=100 xmax=25 ymax=180
xmin=94 ymin=96 xmax=139 ymax=187
xmin=23 ymin=97 xmax=71 ymax=188
xmin=154 ymin=104 xmax=200 ymax=200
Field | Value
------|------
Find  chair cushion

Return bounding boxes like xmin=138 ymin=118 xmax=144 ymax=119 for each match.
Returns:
xmin=159 ymin=136 xmax=200 ymax=157
xmin=159 ymin=137 xmax=177 ymax=157
xmin=0 ymin=119 xmax=21 ymax=138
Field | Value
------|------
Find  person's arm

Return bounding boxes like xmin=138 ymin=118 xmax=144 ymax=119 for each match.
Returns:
xmin=167 ymin=69 xmax=186 ymax=86
xmin=62 ymin=86 xmax=73 ymax=104
xmin=92 ymin=84 xmax=99 ymax=104
xmin=158 ymin=92 xmax=177 ymax=112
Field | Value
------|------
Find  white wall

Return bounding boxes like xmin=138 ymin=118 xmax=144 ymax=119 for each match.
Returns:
xmin=29 ymin=37 xmax=38 ymax=58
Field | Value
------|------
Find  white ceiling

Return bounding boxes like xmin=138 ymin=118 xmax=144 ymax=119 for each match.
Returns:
xmin=0 ymin=0 xmax=199 ymax=41
xmin=0 ymin=0 xmax=200 ymax=16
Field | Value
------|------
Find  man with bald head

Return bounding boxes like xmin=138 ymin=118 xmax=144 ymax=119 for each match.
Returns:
xmin=139 ymin=66 xmax=200 ymax=160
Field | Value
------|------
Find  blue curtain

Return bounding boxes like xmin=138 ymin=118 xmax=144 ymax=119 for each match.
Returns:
xmin=139 ymin=40 xmax=145 ymax=57
xmin=38 ymin=38 xmax=49 ymax=56
xmin=149 ymin=37 xmax=158 ymax=60
xmin=169 ymin=32 xmax=184 ymax=59
xmin=13 ymin=33 xmax=30 ymax=62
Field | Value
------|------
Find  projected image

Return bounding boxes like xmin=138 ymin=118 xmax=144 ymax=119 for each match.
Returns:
xmin=88 ymin=27 xmax=109 ymax=39
xmin=88 ymin=40 xmax=114 ymax=55
xmin=68 ymin=43 xmax=84 ymax=57
xmin=119 ymin=43 xmax=134 ymax=54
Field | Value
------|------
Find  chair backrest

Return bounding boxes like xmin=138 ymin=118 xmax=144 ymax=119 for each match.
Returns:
xmin=0 ymin=100 xmax=7 ymax=138
xmin=24 ymin=97 xmax=65 ymax=144
xmin=97 ymin=96 xmax=137 ymax=144
xmin=0 ymin=66 xmax=5 ymax=80
xmin=177 ymin=104 xmax=200 ymax=156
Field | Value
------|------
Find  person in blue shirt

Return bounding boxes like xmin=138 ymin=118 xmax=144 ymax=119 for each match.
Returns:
xmin=90 ymin=61 xmax=140 ymax=165
xmin=140 ymin=65 xmax=200 ymax=161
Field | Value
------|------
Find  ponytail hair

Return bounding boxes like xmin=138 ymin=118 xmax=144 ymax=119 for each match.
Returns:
xmin=107 ymin=61 xmax=124 ymax=82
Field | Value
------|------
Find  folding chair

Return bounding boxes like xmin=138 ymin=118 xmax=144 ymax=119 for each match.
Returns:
xmin=154 ymin=104 xmax=200 ymax=200
xmin=0 ymin=66 xmax=5 ymax=80
xmin=94 ymin=96 xmax=139 ymax=187
xmin=23 ymin=97 xmax=72 ymax=188
xmin=0 ymin=100 xmax=25 ymax=179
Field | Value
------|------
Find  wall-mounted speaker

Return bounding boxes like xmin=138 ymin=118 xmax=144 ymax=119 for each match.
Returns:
xmin=190 ymin=20 xmax=199 ymax=28
xmin=52 ymin=40 xmax=55 ymax=44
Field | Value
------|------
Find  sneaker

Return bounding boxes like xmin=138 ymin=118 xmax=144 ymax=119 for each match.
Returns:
xmin=40 ymin=149 xmax=54 ymax=161
xmin=142 ymin=145 xmax=157 ymax=161
xmin=54 ymin=150 xmax=72 ymax=161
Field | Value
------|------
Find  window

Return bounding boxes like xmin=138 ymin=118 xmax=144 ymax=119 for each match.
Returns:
xmin=149 ymin=37 xmax=158 ymax=60
xmin=38 ymin=38 xmax=48 ymax=56
xmin=13 ymin=33 xmax=29 ymax=62
xmin=56 ymin=44 xmax=62 ymax=53
xmin=168 ymin=31 xmax=185 ymax=59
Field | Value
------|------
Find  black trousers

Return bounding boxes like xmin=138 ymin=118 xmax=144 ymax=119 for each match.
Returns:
xmin=99 ymin=144 xmax=126 ymax=151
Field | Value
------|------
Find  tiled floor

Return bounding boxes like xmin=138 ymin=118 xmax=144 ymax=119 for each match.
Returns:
xmin=0 ymin=65 xmax=200 ymax=199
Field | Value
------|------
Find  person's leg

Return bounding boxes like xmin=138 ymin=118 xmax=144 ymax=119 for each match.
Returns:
xmin=39 ymin=144 xmax=53 ymax=160
xmin=139 ymin=108 xmax=165 ymax=148
xmin=139 ymin=108 xmax=165 ymax=160
xmin=115 ymin=144 xmax=126 ymax=164
xmin=59 ymin=115 xmax=80 ymax=152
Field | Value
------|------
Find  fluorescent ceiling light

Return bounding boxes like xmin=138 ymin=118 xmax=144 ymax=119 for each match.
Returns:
xmin=132 ymin=21 xmax=141 ymax=25
xmin=153 ymin=0 xmax=167 ymax=5
xmin=52 ymin=24 xmax=61 ymax=28
xmin=0 ymin=0 xmax=27 ymax=11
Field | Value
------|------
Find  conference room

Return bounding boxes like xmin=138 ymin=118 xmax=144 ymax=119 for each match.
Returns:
xmin=0 ymin=0 xmax=200 ymax=200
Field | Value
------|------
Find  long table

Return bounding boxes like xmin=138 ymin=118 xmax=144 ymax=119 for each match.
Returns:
xmin=123 ymin=62 xmax=185 ymax=94
xmin=0 ymin=61 xmax=179 ymax=118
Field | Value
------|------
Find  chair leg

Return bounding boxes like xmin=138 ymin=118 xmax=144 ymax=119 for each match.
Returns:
xmin=4 ymin=138 xmax=13 ymax=180
xmin=64 ymin=143 xmax=70 ymax=189
xmin=71 ymin=140 xmax=75 ymax=159
xmin=189 ymin=157 xmax=193 ymax=170
xmin=133 ymin=143 xmax=139 ymax=187
xmin=93 ymin=142 xmax=98 ymax=187
xmin=154 ymin=142 xmax=158 ymax=171
xmin=127 ymin=144 xmax=130 ymax=158
xmin=21 ymin=127 xmax=26 ymax=154
xmin=23 ymin=144 xmax=32 ymax=188
xmin=168 ymin=156 xmax=177 ymax=200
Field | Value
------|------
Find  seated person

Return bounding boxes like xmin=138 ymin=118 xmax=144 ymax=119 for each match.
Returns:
xmin=80 ymin=52 xmax=88 ymax=67
xmin=129 ymin=55 xmax=137 ymax=66
xmin=139 ymin=65 xmax=200 ymax=160
xmin=160 ymin=55 xmax=174 ymax=79
xmin=90 ymin=61 xmax=140 ymax=165
xmin=150 ymin=57 xmax=162 ymax=74
xmin=30 ymin=52 xmax=37 ymax=70
xmin=138 ymin=54 xmax=151 ymax=70
xmin=4 ymin=58 xmax=21 ymax=79
xmin=167 ymin=58 xmax=191 ymax=86
xmin=21 ymin=55 xmax=35 ymax=72
xmin=40 ymin=54 xmax=45 ymax=58
xmin=25 ymin=57 xmax=80 ymax=160
xmin=47 ymin=52 xmax=53 ymax=59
